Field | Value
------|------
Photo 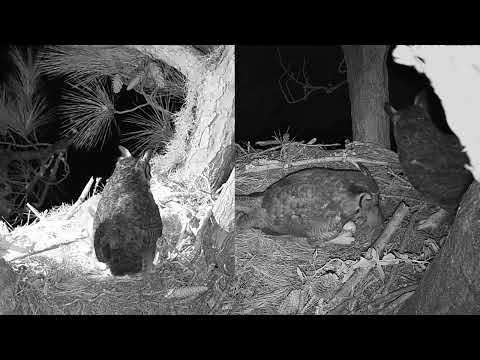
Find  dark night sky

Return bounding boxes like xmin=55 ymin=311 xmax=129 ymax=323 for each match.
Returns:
xmin=1 ymin=45 xmax=452 ymax=216
xmin=235 ymin=45 xmax=449 ymax=145
xmin=0 ymin=46 xmax=154 ymax=212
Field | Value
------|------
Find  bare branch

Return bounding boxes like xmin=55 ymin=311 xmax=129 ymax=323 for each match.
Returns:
xmin=114 ymin=102 xmax=150 ymax=115
xmin=276 ymin=47 xmax=347 ymax=104
xmin=64 ymin=176 xmax=94 ymax=220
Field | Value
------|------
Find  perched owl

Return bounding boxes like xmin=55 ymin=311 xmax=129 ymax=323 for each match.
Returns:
xmin=385 ymin=90 xmax=473 ymax=230
xmin=93 ymin=146 xmax=163 ymax=276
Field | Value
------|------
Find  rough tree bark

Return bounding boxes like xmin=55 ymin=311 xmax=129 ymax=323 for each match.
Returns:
xmin=342 ymin=45 xmax=390 ymax=149
xmin=129 ymin=45 xmax=234 ymax=232
xmin=183 ymin=45 xmax=235 ymax=193
xmin=131 ymin=45 xmax=234 ymax=188
xmin=399 ymin=180 xmax=480 ymax=314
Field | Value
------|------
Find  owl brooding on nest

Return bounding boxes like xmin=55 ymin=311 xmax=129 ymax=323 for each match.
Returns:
xmin=235 ymin=165 xmax=384 ymax=247
xmin=93 ymin=145 xmax=163 ymax=276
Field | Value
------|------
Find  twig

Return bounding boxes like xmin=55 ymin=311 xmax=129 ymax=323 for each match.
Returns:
xmin=255 ymin=140 xmax=286 ymax=147
xmin=373 ymin=202 xmax=410 ymax=258
xmin=349 ymin=284 xmax=417 ymax=314
xmin=92 ymin=177 xmax=102 ymax=195
xmin=26 ymin=203 xmax=43 ymax=221
xmin=250 ymin=145 xmax=285 ymax=156
xmin=381 ymin=210 xmax=418 ymax=295
xmin=114 ymin=102 xmax=150 ymax=115
xmin=301 ymin=143 xmax=342 ymax=148
xmin=9 ymin=239 xmax=80 ymax=261
xmin=0 ymin=141 xmax=51 ymax=148
xmin=326 ymin=267 xmax=371 ymax=314
xmin=381 ymin=195 xmax=422 ymax=203
xmin=326 ymin=202 xmax=410 ymax=314
xmin=242 ymin=156 xmax=390 ymax=174
xmin=235 ymin=143 xmax=248 ymax=155
xmin=291 ymin=157 xmax=389 ymax=167
xmin=377 ymin=290 xmax=415 ymax=315
xmin=299 ymin=294 xmax=319 ymax=315
xmin=64 ymin=177 xmax=94 ymax=220
xmin=276 ymin=48 xmax=347 ymax=104
xmin=387 ymin=169 xmax=411 ymax=185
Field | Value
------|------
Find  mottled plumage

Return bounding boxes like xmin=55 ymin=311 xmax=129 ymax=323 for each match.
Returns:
xmin=236 ymin=166 xmax=383 ymax=246
xmin=385 ymin=91 xmax=473 ymax=215
xmin=93 ymin=146 xmax=163 ymax=276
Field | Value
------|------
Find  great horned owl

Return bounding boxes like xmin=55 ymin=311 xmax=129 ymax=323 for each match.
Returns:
xmin=235 ymin=166 xmax=383 ymax=246
xmin=93 ymin=145 xmax=163 ymax=276
xmin=385 ymin=90 xmax=473 ymax=229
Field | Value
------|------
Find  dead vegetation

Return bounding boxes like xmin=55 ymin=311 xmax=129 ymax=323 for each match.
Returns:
xmin=233 ymin=135 xmax=450 ymax=315
xmin=0 ymin=165 xmax=233 ymax=315
xmin=0 ymin=45 xmax=235 ymax=315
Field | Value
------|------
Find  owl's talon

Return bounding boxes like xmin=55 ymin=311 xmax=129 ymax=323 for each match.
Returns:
xmin=327 ymin=232 xmax=356 ymax=245
xmin=417 ymin=208 xmax=449 ymax=231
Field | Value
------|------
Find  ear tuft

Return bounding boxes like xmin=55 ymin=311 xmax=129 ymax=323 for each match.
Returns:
xmin=384 ymin=103 xmax=397 ymax=117
xmin=118 ymin=145 xmax=132 ymax=159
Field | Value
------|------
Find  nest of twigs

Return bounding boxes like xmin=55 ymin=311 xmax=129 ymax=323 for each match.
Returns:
xmin=0 ymin=169 xmax=234 ymax=315
xmin=233 ymin=136 xmax=450 ymax=315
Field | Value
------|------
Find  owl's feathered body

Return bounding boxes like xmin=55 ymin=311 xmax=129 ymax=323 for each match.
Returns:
xmin=236 ymin=166 xmax=383 ymax=246
xmin=386 ymin=91 xmax=473 ymax=215
xmin=93 ymin=146 xmax=163 ymax=276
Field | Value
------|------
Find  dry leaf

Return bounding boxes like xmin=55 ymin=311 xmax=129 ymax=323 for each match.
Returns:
xmin=278 ymin=289 xmax=304 ymax=315
xmin=165 ymin=286 xmax=208 ymax=299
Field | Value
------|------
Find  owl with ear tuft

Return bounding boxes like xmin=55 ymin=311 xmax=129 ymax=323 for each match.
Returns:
xmin=93 ymin=145 xmax=163 ymax=276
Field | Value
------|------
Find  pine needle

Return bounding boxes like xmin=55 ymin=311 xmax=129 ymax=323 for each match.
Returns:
xmin=59 ymin=79 xmax=116 ymax=150
xmin=0 ymin=47 xmax=54 ymax=138
xmin=122 ymin=103 xmax=174 ymax=155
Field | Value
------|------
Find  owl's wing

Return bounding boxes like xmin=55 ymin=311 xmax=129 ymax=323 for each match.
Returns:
xmin=93 ymin=221 xmax=110 ymax=263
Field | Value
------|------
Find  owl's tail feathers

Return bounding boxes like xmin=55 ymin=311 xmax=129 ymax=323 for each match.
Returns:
xmin=109 ymin=248 xmax=143 ymax=276
xmin=94 ymin=222 xmax=143 ymax=276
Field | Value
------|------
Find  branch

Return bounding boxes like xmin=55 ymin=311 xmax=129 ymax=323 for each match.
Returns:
xmin=128 ymin=45 xmax=204 ymax=82
xmin=241 ymin=156 xmax=389 ymax=174
xmin=0 ymin=141 xmax=51 ymax=148
xmin=373 ymin=202 xmax=410 ymax=258
xmin=114 ymin=102 xmax=150 ymax=115
xmin=276 ymin=47 xmax=347 ymax=104
xmin=326 ymin=202 xmax=410 ymax=314
xmin=9 ymin=239 xmax=80 ymax=261
xmin=26 ymin=202 xmax=43 ymax=221
xmin=64 ymin=176 xmax=94 ymax=220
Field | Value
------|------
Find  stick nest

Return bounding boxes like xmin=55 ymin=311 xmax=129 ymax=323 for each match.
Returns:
xmin=233 ymin=138 xmax=450 ymax=315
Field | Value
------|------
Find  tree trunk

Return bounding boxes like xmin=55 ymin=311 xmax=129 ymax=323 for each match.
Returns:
xmin=399 ymin=180 xmax=480 ymax=314
xmin=132 ymin=45 xmax=235 ymax=193
xmin=342 ymin=45 xmax=390 ymax=149
xmin=130 ymin=45 xmax=234 ymax=235
xmin=183 ymin=45 xmax=235 ymax=192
